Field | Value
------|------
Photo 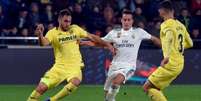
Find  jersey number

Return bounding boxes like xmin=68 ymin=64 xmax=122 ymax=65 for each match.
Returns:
xmin=178 ymin=34 xmax=184 ymax=53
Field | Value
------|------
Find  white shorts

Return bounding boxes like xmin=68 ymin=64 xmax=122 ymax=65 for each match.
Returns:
xmin=104 ymin=67 xmax=135 ymax=91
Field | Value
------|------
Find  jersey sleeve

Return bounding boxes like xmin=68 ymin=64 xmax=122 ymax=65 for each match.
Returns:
xmin=161 ymin=26 xmax=173 ymax=34
xmin=138 ymin=28 xmax=152 ymax=40
xmin=102 ymin=30 xmax=114 ymax=42
xmin=73 ymin=25 xmax=88 ymax=38
xmin=162 ymin=30 xmax=174 ymax=58
xmin=45 ymin=30 xmax=54 ymax=44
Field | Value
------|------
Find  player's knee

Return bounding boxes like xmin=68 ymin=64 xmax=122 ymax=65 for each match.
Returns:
xmin=36 ymin=82 xmax=48 ymax=94
xmin=112 ymin=80 xmax=121 ymax=85
xmin=70 ymin=78 xmax=81 ymax=86
xmin=113 ymin=74 xmax=125 ymax=85
xmin=143 ymin=81 xmax=152 ymax=93
xmin=143 ymin=84 xmax=149 ymax=93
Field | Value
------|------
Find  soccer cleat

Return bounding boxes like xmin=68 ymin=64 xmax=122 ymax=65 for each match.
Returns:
xmin=45 ymin=98 xmax=57 ymax=101
xmin=106 ymin=99 xmax=115 ymax=101
xmin=45 ymin=98 xmax=51 ymax=101
xmin=105 ymin=98 xmax=115 ymax=101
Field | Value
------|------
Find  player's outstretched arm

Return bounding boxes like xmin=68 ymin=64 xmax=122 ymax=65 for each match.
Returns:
xmin=150 ymin=36 xmax=161 ymax=48
xmin=79 ymin=40 xmax=96 ymax=46
xmin=87 ymin=34 xmax=115 ymax=54
xmin=79 ymin=40 xmax=107 ymax=48
xmin=35 ymin=24 xmax=50 ymax=46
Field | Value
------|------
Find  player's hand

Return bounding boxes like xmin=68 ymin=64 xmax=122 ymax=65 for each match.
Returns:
xmin=35 ymin=24 xmax=44 ymax=36
xmin=113 ymin=48 xmax=117 ymax=56
xmin=160 ymin=57 xmax=169 ymax=67
xmin=106 ymin=44 xmax=116 ymax=56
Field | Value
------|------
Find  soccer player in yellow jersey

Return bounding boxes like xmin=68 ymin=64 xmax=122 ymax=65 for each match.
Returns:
xmin=27 ymin=9 xmax=114 ymax=101
xmin=143 ymin=1 xmax=193 ymax=101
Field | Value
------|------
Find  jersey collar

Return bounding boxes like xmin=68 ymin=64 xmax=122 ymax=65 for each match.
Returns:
xmin=121 ymin=27 xmax=133 ymax=35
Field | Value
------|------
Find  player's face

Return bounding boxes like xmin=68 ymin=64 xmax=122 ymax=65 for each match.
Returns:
xmin=158 ymin=8 xmax=166 ymax=18
xmin=58 ymin=15 xmax=72 ymax=31
xmin=121 ymin=14 xmax=133 ymax=30
xmin=158 ymin=8 xmax=173 ymax=19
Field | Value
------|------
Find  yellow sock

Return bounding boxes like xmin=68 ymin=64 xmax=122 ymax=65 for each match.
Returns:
xmin=148 ymin=88 xmax=167 ymax=101
xmin=27 ymin=90 xmax=41 ymax=101
xmin=51 ymin=82 xmax=78 ymax=100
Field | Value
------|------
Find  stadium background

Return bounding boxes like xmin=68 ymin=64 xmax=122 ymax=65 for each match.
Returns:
xmin=0 ymin=0 xmax=201 ymax=101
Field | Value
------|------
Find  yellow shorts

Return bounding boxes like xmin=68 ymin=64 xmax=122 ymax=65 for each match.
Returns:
xmin=148 ymin=63 xmax=183 ymax=90
xmin=40 ymin=64 xmax=82 ymax=89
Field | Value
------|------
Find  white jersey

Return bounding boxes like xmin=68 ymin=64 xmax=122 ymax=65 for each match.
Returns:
xmin=102 ymin=27 xmax=151 ymax=70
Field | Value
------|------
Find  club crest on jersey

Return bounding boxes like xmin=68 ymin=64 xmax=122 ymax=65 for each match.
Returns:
xmin=117 ymin=32 xmax=121 ymax=38
xmin=132 ymin=34 xmax=135 ymax=39
xmin=69 ymin=30 xmax=74 ymax=34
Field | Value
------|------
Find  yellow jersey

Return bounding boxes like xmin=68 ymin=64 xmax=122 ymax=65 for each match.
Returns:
xmin=45 ymin=25 xmax=88 ymax=67
xmin=160 ymin=19 xmax=193 ymax=65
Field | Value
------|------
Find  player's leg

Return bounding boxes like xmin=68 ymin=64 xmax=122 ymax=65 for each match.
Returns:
xmin=27 ymin=82 xmax=48 ymax=101
xmin=104 ymin=75 xmax=114 ymax=101
xmin=27 ymin=66 xmax=63 ymax=101
xmin=104 ymin=67 xmax=119 ymax=101
xmin=143 ymin=66 xmax=179 ymax=101
xmin=106 ymin=73 xmax=124 ymax=101
xmin=50 ymin=77 xmax=81 ymax=101
xmin=50 ymin=68 xmax=82 ymax=100
xmin=106 ymin=68 xmax=134 ymax=101
xmin=143 ymin=80 xmax=167 ymax=101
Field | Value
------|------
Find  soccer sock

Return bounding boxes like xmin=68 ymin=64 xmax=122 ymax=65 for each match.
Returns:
xmin=27 ymin=90 xmax=41 ymax=101
xmin=148 ymin=88 xmax=167 ymax=101
xmin=106 ymin=85 xmax=120 ymax=101
xmin=51 ymin=82 xmax=78 ymax=100
xmin=104 ymin=91 xmax=108 ymax=101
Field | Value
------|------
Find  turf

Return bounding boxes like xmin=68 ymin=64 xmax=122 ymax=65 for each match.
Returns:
xmin=0 ymin=85 xmax=201 ymax=101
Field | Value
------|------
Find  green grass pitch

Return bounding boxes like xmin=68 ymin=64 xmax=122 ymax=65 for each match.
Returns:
xmin=0 ymin=85 xmax=201 ymax=101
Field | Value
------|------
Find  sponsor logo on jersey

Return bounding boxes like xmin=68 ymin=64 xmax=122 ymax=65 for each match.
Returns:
xmin=132 ymin=34 xmax=135 ymax=39
xmin=58 ymin=34 xmax=77 ymax=43
xmin=117 ymin=32 xmax=121 ymax=38
xmin=115 ymin=40 xmax=135 ymax=48
xmin=115 ymin=43 xmax=135 ymax=48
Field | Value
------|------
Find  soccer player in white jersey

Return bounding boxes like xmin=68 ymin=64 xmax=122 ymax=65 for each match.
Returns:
xmin=102 ymin=10 xmax=161 ymax=101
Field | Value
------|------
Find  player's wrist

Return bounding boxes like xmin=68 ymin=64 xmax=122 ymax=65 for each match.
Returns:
xmin=163 ymin=57 xmax=169 ymax=61
xmin=164 ymin=56 xmax=169 ymax=59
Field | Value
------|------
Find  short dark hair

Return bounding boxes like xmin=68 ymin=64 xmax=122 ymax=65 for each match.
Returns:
xmin=122 ymin=10 xmax=133 ymax=17
xmin=159 ymin=0 xmax=174 ymax=11
xmin=58 ymin=9 xmax=72 ymax=18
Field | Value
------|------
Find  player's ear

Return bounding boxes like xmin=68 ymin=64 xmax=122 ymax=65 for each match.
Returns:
xmin=131 ymin=18 xmax=134 ymax=24
xmin=121 ymin=17 xmax=123 ymax=23
xmin=172 ymin=10 xmax=175 ymax=14
xmin=58 ymin=16 xmax=61 ymax=24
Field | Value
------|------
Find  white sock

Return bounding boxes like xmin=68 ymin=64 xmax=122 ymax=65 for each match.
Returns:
xmin=106 ymin=85 xmax=120 ymax=101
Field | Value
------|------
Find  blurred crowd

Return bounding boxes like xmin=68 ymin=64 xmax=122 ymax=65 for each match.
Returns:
xmin=0 ymin=0 xmax=200 ymax=45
